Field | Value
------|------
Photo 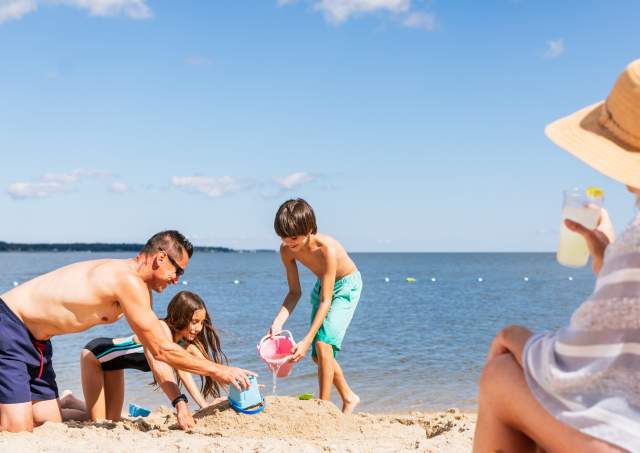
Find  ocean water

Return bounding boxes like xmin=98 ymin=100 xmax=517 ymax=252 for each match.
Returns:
xmin=0 ymin=252 xmax=596 ymax=413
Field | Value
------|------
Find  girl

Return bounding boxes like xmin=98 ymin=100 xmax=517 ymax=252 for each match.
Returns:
xmin=61 ymin=291 xmax=226 ymax=428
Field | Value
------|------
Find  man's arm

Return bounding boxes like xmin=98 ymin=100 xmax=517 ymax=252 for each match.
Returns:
xmin=117 ymin=276 xmax=253 ymax=390
xmin=143 ymin=321 xmax=194 ymax=429
xmin=291 ymin=247 xmax=337 ymax=362
xmin=270 ymin=246 xmax=303 ymax=335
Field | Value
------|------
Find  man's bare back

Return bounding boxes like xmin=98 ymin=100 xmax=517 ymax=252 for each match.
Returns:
xmin=1 ymin=259 xmax=148 ymax=340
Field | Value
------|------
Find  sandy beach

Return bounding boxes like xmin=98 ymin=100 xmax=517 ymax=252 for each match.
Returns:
xmin=0 ymin=396 xmax=476 ymax=452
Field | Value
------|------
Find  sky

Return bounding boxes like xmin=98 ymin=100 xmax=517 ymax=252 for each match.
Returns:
xmin=1 ymin=0 xmax=639 ymax=252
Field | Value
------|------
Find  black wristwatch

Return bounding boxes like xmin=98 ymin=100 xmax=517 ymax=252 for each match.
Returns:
xmin=171 ymin=394 xmax=188 ymax=408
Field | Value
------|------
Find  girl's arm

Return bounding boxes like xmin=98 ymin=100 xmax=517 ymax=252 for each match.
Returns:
xmin=177 ymin=344 xmax=211 ymax=409
xmin=270 ymin=245 xmax=303 ymax=334
xmin=177 ymin=369 xmax=209 ymax=409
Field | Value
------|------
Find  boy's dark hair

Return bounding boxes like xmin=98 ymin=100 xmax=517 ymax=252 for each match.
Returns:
xmin=274 ymin=198 xmax=318 ymax=238
xmin=140 ymin=230 xmax=194 ymax=259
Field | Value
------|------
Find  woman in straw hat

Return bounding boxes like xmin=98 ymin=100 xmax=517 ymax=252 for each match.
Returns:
xmin=474 ymin=60 xmax=640 ymax=452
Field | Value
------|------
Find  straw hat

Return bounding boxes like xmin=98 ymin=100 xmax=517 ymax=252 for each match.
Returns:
xmin=545 ymin=59 xmax=640 ymax=188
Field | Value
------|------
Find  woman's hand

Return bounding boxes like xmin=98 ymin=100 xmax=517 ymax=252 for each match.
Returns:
xmin=486 ymin=326 xmax=533 ymax=367
xmin=565 ymin=207 xmax=615 ymax=275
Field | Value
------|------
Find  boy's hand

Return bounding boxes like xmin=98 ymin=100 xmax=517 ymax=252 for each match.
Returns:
xmin=268 ymin=324 xmax=283 ymax=338
xmin=290 ymin=337 xmax=312 ymax=363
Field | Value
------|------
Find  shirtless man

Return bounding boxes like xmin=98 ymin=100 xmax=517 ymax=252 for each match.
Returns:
xmin=0 ymin=230 xmax=254 ymax=433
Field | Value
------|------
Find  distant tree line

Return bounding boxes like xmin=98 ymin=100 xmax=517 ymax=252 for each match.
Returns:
xmin=0 ymin=241 xmax=273 ymax=253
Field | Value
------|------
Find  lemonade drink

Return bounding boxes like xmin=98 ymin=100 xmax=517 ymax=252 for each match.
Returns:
xmin=557 ymin=188 xmax=604 ymax=268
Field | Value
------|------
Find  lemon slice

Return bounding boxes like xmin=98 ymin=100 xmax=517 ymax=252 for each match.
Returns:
xmin=586 ymin=187 xmax=604 ymax=199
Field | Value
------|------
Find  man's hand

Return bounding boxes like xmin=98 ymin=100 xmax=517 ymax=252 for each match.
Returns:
xmin=175 ymin=401 xmax=195 ymax=430
xmin=213 ymin=365 xmax=257 ymax=392
xmin=290 ymin=337 xmax=312 ymax=363
xmin=565 ymin=207 xmax=615 ymax=275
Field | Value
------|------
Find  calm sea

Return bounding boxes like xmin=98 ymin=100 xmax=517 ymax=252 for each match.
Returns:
xmin=0 ymin=252 xmax=596 ymax=413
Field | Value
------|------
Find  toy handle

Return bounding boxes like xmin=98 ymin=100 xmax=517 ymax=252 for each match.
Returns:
xmin=229 ymin=399 xmax=266 ymax=415
xmin=258 ymin=330 xmax=294 ymax=347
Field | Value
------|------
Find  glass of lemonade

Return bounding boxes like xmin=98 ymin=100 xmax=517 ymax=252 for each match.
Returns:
xmin=557 ymin=187 xmax=604 ymax=268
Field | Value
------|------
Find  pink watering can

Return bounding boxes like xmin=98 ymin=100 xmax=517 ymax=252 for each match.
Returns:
xmin=257 ymin=330 xmax=296 ymax=378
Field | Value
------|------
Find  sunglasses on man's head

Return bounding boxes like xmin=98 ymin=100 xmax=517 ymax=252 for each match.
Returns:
xmin=158 ymin=247 xmax=184 ymax=277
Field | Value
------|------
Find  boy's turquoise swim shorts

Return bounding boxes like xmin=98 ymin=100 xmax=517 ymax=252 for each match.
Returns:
xmin=310 ymin=271 xmax=362 ymax=358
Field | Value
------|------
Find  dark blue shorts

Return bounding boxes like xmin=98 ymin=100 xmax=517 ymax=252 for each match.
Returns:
xmin=0 ymin=297 xmax=59 ymax=404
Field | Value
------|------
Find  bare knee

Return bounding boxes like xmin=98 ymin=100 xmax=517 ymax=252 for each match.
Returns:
xmin=0 ymin=413 xmax=34 ymax=433
xmin=315 ymin=342 xmax=333 ymax=360
xmin=81 ymin=349 xmax=98 ymax=364
xmin=5 ymin=421 xmax=34 ymax=433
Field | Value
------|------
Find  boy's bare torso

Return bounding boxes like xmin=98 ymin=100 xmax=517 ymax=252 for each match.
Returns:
xmin=0 ymin=259 xmax=147 ymax=341
xmin=285 ymin=233 xmax=357 ymax=279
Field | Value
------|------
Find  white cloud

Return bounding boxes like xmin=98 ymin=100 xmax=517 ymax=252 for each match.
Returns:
xmin=41 ymin=169 xmax=111 ymax=184
xmin=109 ymin=181 xmax=130 ymax=193
xmin=8 ymin=181 xmax=70 ymax=199
xmin=172 ymin=176 xmax=243 ymax=198
xmin=543 ymin=39 xmax=564 ymax=59
xmin=52 ymin=0 xmax=151 ymax=18
xmin=403 ymin=11 xmax=434 ymax=30
xmin=0 ymin=0 xmax=150 ymax=24
xmin=274 ymin=171 xmax=314 ymax=190
xmin=185 ymin=55 xmax=212 ymax=66
xmin=277 ymin=0 xmax=296 ymax=5
xmin=314 ymin=0 xmax=410 ymax=23
xmin=7 ymin=169 xmax=111 ymax=199
xmin=0 ymin=0 xmax=37 ymax=23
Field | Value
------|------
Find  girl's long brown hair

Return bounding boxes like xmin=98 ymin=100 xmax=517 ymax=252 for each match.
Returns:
xmin=163 ymin=291 xmax=227 ymax=399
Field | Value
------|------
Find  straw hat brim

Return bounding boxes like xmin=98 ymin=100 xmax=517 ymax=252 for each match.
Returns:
xmin=545 ymin=101 xmax=640 ymax=188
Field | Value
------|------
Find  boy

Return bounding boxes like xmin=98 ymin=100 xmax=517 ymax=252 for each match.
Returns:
xmin=269 ymin=198 xmax=362 ymax=414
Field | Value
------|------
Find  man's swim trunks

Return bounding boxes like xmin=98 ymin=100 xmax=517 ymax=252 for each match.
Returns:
xmin=0 ymin=297 xmax=59 ymax=404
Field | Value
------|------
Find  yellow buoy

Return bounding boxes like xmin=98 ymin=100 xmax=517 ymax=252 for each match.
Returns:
xmin=406 ymin=277 xmax=416 ymax=283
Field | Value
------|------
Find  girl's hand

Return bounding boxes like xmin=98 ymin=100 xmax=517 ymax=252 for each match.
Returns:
xmin=565 ymin=208 xmax=615 ymax=275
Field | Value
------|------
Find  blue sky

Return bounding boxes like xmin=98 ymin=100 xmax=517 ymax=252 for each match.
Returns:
xmin=1 ymin=0 xmax=639 ymax=252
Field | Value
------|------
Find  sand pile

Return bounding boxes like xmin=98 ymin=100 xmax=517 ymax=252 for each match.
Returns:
xmin=193 ymin=396 xmax=358 ymax=439
xmin=0 ymin=396 xmax=476 ymax=452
